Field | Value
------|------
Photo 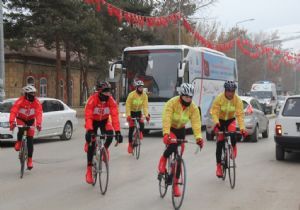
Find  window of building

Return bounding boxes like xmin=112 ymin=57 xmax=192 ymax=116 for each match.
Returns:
xmin=40 ymin=78 xmax=47 ymax=97
xmin=26 ymin=76 xmax=35 ymax=86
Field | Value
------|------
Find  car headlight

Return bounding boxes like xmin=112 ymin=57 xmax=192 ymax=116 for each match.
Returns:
xmin=0 ymin=122 xmax=10 ymax=128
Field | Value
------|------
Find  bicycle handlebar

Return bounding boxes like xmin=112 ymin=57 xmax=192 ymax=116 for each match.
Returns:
xmin=92 ymin=134 xmax=122 ymax=147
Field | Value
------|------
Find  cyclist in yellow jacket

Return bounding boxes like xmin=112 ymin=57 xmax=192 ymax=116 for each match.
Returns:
xmin=158 ymin=83 xmax=204 ymax=197
xmin=126 ymin=80 xmax=150 ymax=154
xmin=210 ymin=80 xmax=247 ymax=178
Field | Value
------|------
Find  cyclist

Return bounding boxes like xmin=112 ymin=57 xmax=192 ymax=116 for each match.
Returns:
xmin=157 ymin=83 xmax=204 ymax=197
xmin=9 ymin=85 xmax=43 ymax=170
xmin=210 ymin=80 xmax=247 ymax=178
xmin=84 ymin=81 xmax=123 ymax=184
xmin=125 ymin=80 xmax=150 ymax=154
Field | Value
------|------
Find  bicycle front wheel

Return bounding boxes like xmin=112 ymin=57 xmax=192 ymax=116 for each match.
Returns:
xmin=228 ymin=146 xmax=236 ymax=189
xmin=172 ymin=158 xmax=186 ymax=210
xmin=99 ymin=148 xmax=109 ymax=195
xmin=19 ymin=143 xmax=27 ymax=179
xmin=133 ymin=128 xmax=141 ymax=160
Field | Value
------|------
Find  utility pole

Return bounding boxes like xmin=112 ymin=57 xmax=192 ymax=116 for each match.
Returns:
xmin=178 ymin=0 xmax=181 ymax=45
xmin=0 ymin=2 xmax=5 ymax=101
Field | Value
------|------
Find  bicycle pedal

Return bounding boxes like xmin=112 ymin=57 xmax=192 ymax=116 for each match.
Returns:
xmin=157 ymin=173 xmax=163 ymax=181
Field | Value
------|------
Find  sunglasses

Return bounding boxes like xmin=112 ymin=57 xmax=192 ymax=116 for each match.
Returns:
xmin=182 ymin=95 xmax=193 ymax=98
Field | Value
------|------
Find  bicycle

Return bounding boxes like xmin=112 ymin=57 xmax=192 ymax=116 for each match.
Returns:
xmin=15 ymin=125 xmax=35 ymax=179
xmin=91 ymin=133 xmax=120 ymax=195
xmin=216 ymin=130 xmax=241 ymax=189
xmin=158 ymin=139 xmax=199 ymax=210
xmin=131 ymin=117 xmax=142 ymax=160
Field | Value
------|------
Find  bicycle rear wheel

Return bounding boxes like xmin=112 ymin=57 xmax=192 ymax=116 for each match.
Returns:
xmin=221 ymin=147 xmax=227 ymax=181
xmin=172 ymin=158 xmax=186 ymax=210
xmin=158 ymin=173 xmax=168 ymax=198
xmin=92 ymin=151 xmax=99 ymax=186
xmin=228 ymin=146 xmax=236 ymax=189
xmin=99 ymin=148 xmax=109 ymax=195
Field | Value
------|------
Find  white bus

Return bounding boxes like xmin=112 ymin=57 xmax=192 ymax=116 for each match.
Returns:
xmin=109 ymin=45 xmax=238 ymax=133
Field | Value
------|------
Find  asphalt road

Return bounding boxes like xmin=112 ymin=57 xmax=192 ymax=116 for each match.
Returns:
xmin=0 ymin=118 xmax=299 ymax=210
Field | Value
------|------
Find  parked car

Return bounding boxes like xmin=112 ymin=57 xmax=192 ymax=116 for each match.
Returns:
xmin=275 ymin=95 xmax=287 ymax=113
xmin=206 ymin=96 xmax=269 ymax=142
xmin=274 ymin=95 xmax=300 ymax=160
xmin=0 ymin=97 xmax=78 ymax=142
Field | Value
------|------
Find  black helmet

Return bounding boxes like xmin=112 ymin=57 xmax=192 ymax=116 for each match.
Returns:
xmin=224 ymin=81 xmax=237 ymax=91
xmin=96 ymin=81 xmax=111 ymax=92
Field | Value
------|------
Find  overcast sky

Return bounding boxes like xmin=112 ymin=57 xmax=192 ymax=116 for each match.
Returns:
xmin=206 ymin=0 xmax=300 ymax=33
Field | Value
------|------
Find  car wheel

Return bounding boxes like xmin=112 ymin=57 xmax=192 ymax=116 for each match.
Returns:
xmin=206 ymin=130 xmax=215 ymax=141
xmin=60 ymin=122 xmax=73 ymax=140
xmin=276 ymin=144 xmax=285 ymax=161
xmin=248 ymin=125 xmax=258 ymax=142
xmin=262 ymin=122 xmax=269 ymax=138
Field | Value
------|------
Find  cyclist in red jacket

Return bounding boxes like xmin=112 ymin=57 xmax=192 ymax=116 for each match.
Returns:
xmin=9 ymin=85 xmax=43 ymax=170
xmin=84 ymin=81 xmax=123 ymax=184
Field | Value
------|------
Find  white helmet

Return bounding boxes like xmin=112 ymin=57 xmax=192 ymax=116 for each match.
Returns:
xmin=134 ymin=80 xmax=144 ymax=87
xmin=179 ymin=83 xmax=194 ymax=97
xmin=23 ymin=85 xmax=37 ymax=93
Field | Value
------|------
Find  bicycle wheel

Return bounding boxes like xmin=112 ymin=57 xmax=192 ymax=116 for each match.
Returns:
xmin=221 ymin=146 xmax=227 ymax=181
xmin=172 ymin=158 xmax=186 ymax=210
xmin=158 ymin=157 xmax=171 ymax=198
xmin=133 ymin=128 xmax=141 ymax=160
xmin=19 ymin=142 xmax=27 ymax=179
xmin=228 ymin=146 xmax=236 ymax=189
xmin=99 ymin=148 xmax=109 ymax=195
xmin=92 ymin=150 xmax=99 ymax=186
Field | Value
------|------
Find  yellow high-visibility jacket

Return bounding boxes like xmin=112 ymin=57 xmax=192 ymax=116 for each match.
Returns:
xmin=162 ymin=96 xmax=202 ymax=139
xmin=210 ymin=93 xmax=245 ymax=130
xmin=126 ymin=90 xmax=149 ymax=117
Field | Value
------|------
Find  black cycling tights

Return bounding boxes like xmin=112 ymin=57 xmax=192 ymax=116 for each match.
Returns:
xmin=216 ymin=118 xmax=237 ymax=163
xmin=85 ymin=120 xmax=113 ymax=166
xmin=128 ymin=111 xmax=144 ymax=143
xmin=17 ymin=129 xmax=34 ymax=158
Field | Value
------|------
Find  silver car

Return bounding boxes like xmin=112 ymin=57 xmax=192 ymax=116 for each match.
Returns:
xmin=205 ymin=96 xmax=269 ymax=142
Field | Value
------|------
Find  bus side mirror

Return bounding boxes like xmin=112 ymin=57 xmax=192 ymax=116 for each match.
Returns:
xmin=178 ymin=61 xmax=185 ymax=78
xmin=109 ymin=64 xmax=116 ymax=79
xmin=109 ymin=63 xmax=122 ymax=79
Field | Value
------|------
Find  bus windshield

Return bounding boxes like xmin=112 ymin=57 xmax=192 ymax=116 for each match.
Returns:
xmin=122 ymin=49 xmax=181 ymax=102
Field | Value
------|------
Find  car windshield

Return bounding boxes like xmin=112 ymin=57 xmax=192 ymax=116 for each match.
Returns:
xmin=242 ymin=100 xmax=248 ymax=109
xmin=250 ymin=91 xmax=272 ymax=99
xmin=0 ymin=101 xmax=13 ymax=113
xmin=282 ymin=98 xmax=300 ymax=116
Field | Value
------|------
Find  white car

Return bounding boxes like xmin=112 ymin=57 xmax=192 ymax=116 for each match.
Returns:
xmin=0 ymin=98 xmax=78 ymax=142
xmin=274 ymin=95 xmax=300 ymax=160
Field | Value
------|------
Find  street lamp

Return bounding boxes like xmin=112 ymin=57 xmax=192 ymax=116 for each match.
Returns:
xmin=234 ymin=18 xmax=255 ymax=59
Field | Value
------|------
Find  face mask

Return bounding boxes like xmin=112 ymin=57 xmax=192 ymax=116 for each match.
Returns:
xmin=136 ymin=88 xmax=143 ymax=95
xmin=25 ymin=93 xmax=35 ymax=102
xmin=180 ymin=96 xmax=191 ymax=107
xmin=99 ymin=93 xmax=109 ymax=101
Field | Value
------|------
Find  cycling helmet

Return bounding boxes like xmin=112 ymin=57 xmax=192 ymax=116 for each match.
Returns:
xmin=224 ymin=81 xmax=237 ymax=91
xmin=179 ymin=83 xmax=194 ymax=97
xmin=134 ymin=80 xmax=144 ymax=87
xmin=97 ymin=81 xmax=111 ymax=92
xmin=22 ymin=85 xmax=36 ymax=93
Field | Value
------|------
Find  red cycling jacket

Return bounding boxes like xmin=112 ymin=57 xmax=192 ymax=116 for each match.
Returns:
xmin=85 ymin=93 xmax=120 ymax=131
xmin=9 ymin=96 xmax=43 ymax=126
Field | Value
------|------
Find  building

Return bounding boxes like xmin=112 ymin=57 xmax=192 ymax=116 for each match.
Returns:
xmin=4 ymin=46 xmax=104 ymax=106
